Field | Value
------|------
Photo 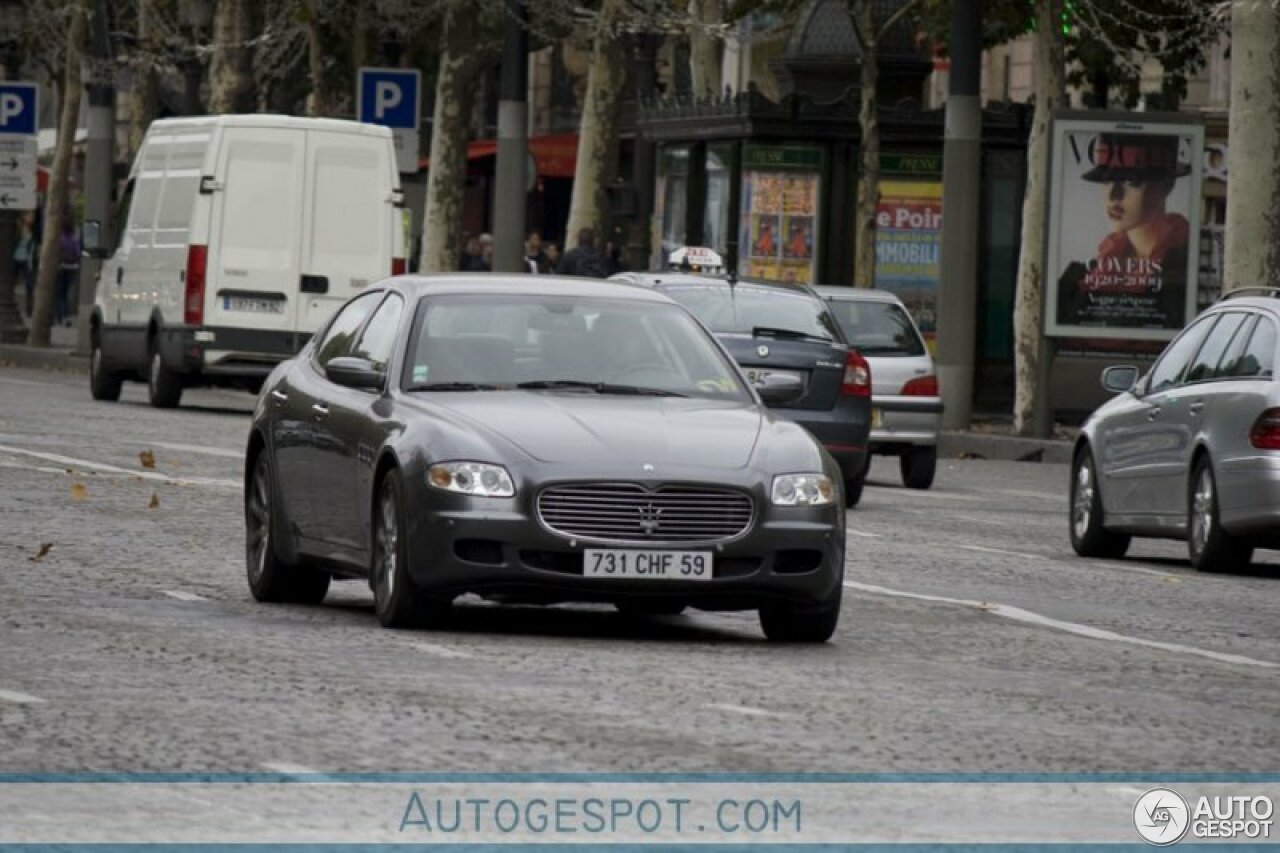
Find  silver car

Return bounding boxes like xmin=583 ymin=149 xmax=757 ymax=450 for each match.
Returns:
xmin=1071 ymin=290 xmax=1280 ymax=571
xmin=815 ymin=286 xmax=942 ymax=489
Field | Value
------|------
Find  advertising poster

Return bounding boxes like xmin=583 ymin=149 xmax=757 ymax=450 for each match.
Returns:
xmin=739 ymin=146 xmax=821 ymax=284
xmin=874 ymin=180 xmax=942 ymax=344
xmin=1046 ymin=116 xmax=1204 ymax=340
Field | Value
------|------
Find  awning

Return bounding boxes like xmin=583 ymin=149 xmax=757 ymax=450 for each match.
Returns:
xmin=419 ymin=133 xmax=578 ymax=178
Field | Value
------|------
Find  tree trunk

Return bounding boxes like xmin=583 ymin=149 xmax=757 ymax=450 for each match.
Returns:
xmin=305 ymin=0 xmax=330 ymax=117
xmin=688 ymin=0 xmax=722 ymax=97
xmin=208 ymin=0 xmax=255 ymax=114
xmin=419 ymin=15 xmax=484 ymax=273
xmin=852 ymin=1 xmax=878 ymax=288
xmin=129 ymin=0 xmax=158 ymax=158
xmin=565 ymin=0 xmax=627 ymax=244
xmin=1224 ymin=1 xmax=1280 ymax=293
xmin=1011 ymin=0 xmax=1064 ymax=436
xmin=29 ymin=2 xmax=87 ymax=347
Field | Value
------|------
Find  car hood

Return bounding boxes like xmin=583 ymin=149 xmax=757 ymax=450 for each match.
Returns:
xmin=420 ymin=391 xmax=764 ymax=468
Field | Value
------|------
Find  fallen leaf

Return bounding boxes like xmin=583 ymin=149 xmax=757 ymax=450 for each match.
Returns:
xmin=29 ymin=543 xmax=52 ymax=562
xmin=149 ymin=492 xmax=160 ymax=509
xmin=64 ymin=468 xmax=73 ymax=474
xmin=70 ymin=483 xmax=87 ymax=501
xmin=139 ymin=449 xmax=156 ymax=469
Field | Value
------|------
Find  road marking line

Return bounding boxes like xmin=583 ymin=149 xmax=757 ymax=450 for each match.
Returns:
xmin=1090 ymin=561 xmax=1182 ymax=580
xmin=0 ymin=376 xmax=53 ymax=387
xmin=163 ymin=590 xmax=208 ymax=602
xmin=0 ymin=444 xmax=239 ymax=490
xmin=843 ymin=580 xmax=1278 ymax=670
xmin=995 ymin=489 xmax=1067 ymax=502
xmin=124 ymin=440 xmax=242 ymax=460
xmin=704 ymin=702 xmax=790 ymax=719
xmin=957 ymin=544 xmax=1042 ymax=560
xmin=0 ymin=689 xmax=46 ymax=704
xmin=407 ymin=642 xmax=473 ymax=659
xmin=847 ymin=529 xmax=880 ymax=538
xmin=260 ymin=763 xmax=322 ymax=776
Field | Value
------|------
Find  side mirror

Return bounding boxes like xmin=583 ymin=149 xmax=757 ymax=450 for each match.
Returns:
xmin=81 ymin=220 xmax=109 ymax=259
xmin=1101 ymin=365 xmax=1140 ymax=395
xmin=325 ymin=356 xmax=384 ymax=391
xmin=756 ymin=372 xmax=805 ymax=405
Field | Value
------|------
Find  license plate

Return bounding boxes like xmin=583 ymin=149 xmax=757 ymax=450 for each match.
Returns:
xmin=584 ymin=549 xmax=712 ymax=580
xmin=746 ymin=368 xmax=802 ymax=388
xmin=871 ymin=407 xmax=883 ymax=428
xmin=223 ymin=295 xmax=284 ymax=314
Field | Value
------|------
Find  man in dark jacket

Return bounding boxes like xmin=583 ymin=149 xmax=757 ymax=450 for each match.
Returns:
xmin=556 ymin=228 xmax=609 ymax=278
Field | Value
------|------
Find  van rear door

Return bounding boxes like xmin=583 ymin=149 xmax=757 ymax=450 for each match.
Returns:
xmin=296 ymin=129 xmax=396 ymax=333
xmin=205 ymin=127 xmax=307 ymax=331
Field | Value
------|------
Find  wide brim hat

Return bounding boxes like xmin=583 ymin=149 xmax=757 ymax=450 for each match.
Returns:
xmin=1081 ymin=133 xmax=1191 ymax=182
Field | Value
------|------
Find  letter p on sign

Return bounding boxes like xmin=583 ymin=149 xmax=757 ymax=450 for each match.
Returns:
xmin=374 ymin=82 xmax=401 ymax=119
xmin=0 ymin=83 xmax=37 ymax=135
xmin=0 ymin=94 xmax=22 ymax=125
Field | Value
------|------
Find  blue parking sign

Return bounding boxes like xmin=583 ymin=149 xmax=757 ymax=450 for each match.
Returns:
xmin=0 ymin=83 xmax=38 ymax=136
xmin=357 ymin=69 xmax=420 ymax=131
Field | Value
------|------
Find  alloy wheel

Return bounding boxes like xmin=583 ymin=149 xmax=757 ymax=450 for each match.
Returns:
xmin=376 ymin=489 xmax=399 ymax=604
xmin=1190 ymin=467 xmax=1214 ymax=556
xmin=1072 ymin=458 xmax=1094 ymax=541
xmin=246 ymin=459 xmax=271 ymax=584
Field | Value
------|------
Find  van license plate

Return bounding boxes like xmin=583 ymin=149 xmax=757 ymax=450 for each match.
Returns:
xmin=223 ymin=296 xmax=284 ymax=315
xmin=584 ymin=550 xmax=712 ymax=580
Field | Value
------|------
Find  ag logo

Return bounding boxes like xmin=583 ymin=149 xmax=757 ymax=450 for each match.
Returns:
xmin=1134 ymin=788 xmax=1190 ymax=845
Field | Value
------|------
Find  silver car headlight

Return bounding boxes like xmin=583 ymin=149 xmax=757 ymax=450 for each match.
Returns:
xmin=771 ymin=473 xmax=835 ymax=507
xmin=427 ymin=462 xmax=515 ymax=498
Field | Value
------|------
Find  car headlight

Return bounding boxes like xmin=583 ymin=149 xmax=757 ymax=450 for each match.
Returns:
xmin=771 ymin=473 xmax=834 ymax=506
xmin=427 ymin=462 xmax=515 ymax=497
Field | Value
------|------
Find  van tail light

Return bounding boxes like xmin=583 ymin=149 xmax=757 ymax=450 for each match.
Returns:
xmin=841 ymin=349 xmax=872 ymax=397
xmin=391 ymin=257 xmax=406 ymax=276
xmin=901 ymin=375 xmax=939 ymax=397
xmin=184 ymin=244 xmax=207 ymax=326
xmin=1249 ymin=408 xmax=1280 ymax=449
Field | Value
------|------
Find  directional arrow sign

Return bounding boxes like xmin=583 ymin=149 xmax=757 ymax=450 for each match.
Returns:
xmin=0 ymin=136 xmax=36 ymax=209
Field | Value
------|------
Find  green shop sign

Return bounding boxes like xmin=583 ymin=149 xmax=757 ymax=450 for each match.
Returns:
xmin=743 ymin=145 xmax=823 ymax=171
xmin=880 ymin=152 xmax=943 ymax=178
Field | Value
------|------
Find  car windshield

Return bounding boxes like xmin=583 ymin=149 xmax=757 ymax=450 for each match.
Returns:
xmin=659 ymin=283 xmax=840 ymax=342
xmin=825 ymin=299 xmax=926 ymax=356
xmin=403 ymin=294 xmax=752 ymax=402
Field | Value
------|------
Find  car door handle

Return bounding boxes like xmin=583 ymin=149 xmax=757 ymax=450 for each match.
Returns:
xmin=1147 ymin=406 xmax=1162 ymax=421
xmin=311 ymin=402 xmax=329 ymax=419
xmin=270 ymin=390 xmax=288 ymax=405
xmin=1189 ymin=401 xmax=1204 ymax=415
xmin=116 ymin=267 xmax=122 ymax=285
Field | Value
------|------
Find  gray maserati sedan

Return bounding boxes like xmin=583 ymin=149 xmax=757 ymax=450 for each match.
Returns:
xmin=244 ymin=276 xmax=847 ymax=642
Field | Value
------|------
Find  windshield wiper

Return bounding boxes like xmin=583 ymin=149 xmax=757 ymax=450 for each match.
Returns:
xmin=751 ymin=326 xmax=832 ymax=343
xmin=516 ymin=380 xmax=686 ymax=397
xmin=406 ymin=381 xmax=502 ymax=392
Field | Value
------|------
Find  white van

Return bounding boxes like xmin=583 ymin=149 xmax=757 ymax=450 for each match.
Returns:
xmin=87 ymin=115 xmax=405 ymax=407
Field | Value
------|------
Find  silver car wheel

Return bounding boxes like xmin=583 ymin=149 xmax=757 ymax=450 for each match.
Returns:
xmin=376 ymin=489 xmax=398 ymax=603
xmin=149 ymin=351 xmax=162 ymax=395
xmin=1072 ymin=457 xmax=1094 ymax=540
xmin=246 ymin=459 xmax=271 ymax=584
xmin=1191 ymin=466 xmax=1214 ymax=555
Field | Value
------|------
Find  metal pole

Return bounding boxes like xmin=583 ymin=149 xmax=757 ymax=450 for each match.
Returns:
xmin=0 ymin=46 xmax=24 ymax=342
xmin=935 ymin=0 xmax=982 ymax=431
xmin=77 ymin=0 xmax=113 ymax=355
xmin=492 ymin=0 xmax=528 ymax=273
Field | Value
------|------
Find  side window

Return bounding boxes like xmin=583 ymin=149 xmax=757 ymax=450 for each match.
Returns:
xmin=314 ymin=293 xmax=380 ymax=368
xmin=1217 ymin=316 xmax=1258 ymax=378
xmin=1232 ymin=316 xmax=1277 ymax=379
xmin=113 ymin=180 xmax=136 ymax=254
xmin=1185 ymin=313 xmax=1247 ymax=384
xmin=1147 ymin=316 xmax=1216 ymax=394
xmin=351 ymin=294 xmax=404 ymax=374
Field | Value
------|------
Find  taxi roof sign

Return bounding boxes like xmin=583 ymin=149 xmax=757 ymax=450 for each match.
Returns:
xmin=667 ymin=246 xmax=725 ymax=274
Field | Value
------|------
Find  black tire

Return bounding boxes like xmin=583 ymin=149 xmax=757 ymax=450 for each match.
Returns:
xmin=245 ymin=452 xmax=330 ymax=604
xmin=759 ymin=595 xmax=841 ymax=643
xmin=89 ymin=332 xmax=122 ymax=402
xmin=1069 ymin=447 xmax=1130 ymax=559
xmin=1188 ymin=455 xmax=1253 ymax=572
xmin=372 ymin=471 xmax=452 ymax=628
xmin=900 ymin=446 xmax=937 ymax=490
xmin=615 ymin=601 xmax=686 ymax=617
xmin=843 ymin=471 xmax=865 ymax=508
xmin=147 ymin=345 xmax=183 ymax=409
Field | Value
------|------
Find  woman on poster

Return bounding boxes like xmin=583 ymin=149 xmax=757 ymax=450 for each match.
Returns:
xmin=1056 ymin=134 xmax=1192 ymax=331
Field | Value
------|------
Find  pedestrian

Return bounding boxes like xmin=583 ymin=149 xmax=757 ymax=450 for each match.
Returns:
xmin=556 ymin=228 xmax=609 ymax=278
xmin=13 ymin=212 xmax=34 ymax=321
xmin=458 ymin=233 xmax=485 ymax=271
xmin=478 ymin=233 xmax=495 ymax=272
xmin=544 ymin=241 xmax=561 ymax=272
xmin=524 ymin=230 xmax=552 ymax=274
xmin=56 ymin=216 xmax=80 ymax=327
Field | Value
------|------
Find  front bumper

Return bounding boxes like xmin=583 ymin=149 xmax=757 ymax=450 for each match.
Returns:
xmin=402 ymin=489 xmax=845 ymax=611
xmin=160 ymin=326 xmax=311 ymax=377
